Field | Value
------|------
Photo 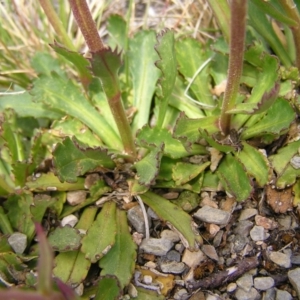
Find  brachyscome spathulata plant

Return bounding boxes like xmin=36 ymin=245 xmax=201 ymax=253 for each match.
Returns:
xmin=0 ymin=0 xmax=299 ymax=297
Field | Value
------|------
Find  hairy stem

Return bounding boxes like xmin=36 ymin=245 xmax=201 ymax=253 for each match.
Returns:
xmin=38 ymin=0 xmax=75 ymax=51
xmin=219 ymin=0 xmax=247 ymax=135
xmin=68 ymin=0 xmax=104 ymax=52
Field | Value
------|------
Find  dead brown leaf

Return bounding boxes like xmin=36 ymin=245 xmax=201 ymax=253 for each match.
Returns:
xmin=266 ymin=185 xmax=293 ymax=213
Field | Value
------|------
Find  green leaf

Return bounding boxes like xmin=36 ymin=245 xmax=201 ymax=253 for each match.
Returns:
xmin=2 ymin=109 xmax=25 ymax=162
xmin=94 ymin=276 xmax=122 ymax=300
xmin=241 ymin=98 xmax=295 ymax=140
xmin=31 ymin=52 xmax=65 ymax=77
xmin=81 ymin=202 xmax=117 ymax=263
xmin=31 ymin=194 xmax=56 ymax=224
xmin=217 ymin=154 xmax=252 ymax=202
xmin=0 ymin=92 xmax=63 ymax=119
xmin=250 ymin=0 xmax=297 ymax=26
xmin=173 ymin=161 xmax=210 ymax=185
xmin=48 ymin=226 xmax=82 ymax=252
xmin=51 ymin=117 xmax=102 ymax=147
xmin=235 ymin=142 xmax=270 ymax=187
xmin=0 ymin=207 xmax=13 ymax=235
xmin=4 ymin=193 xmax=35 ymax=241
xmin=129 ymin=31 xmax=160 ymax=132
xmin=141 ymin=191 xmax=202 ymax=250
xmin=53 ymin=137 xmax=115 ymax=182
xmin=26 ymin=172 xmax=85 ymax=192
xmin=31 ymin=73 xmax=122 ymax=149
xmin=174 ymin=113 xmax=219 ymax=145
xmin=269 ymin=140 xmax=300 ymax=188
xmin=50 ymin=42 xmax=93 ymax=87
xmin=53 ymin=207 xmax=97 ymax=285
xmin=155 ymin=29 xmax=177 ymax=127
xmin=136 ymin=125 xmax=202 ymax=159
xmin=248 ymin=1 xmax=292 ymax=67
xmin=0 ymin=252 xmax=26 ymax=283
xmin=135 ymin=287 xmax=165 ymax=300
xmin=175 ymin=38 xmax=214 ymax=107
xmin=107 ymin=15 xmax=127 ymax=50
xmin=99 ymin=209 xmax=137 ymax=289
xmin=135 ymin=144 xmax=164 ymax=186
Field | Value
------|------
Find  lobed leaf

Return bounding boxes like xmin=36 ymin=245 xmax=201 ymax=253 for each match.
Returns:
xmin=217 ymin=154 xmax=252 ymax=201
xmin=53 ymin=137 xmax=115 ymax=182
xmin=241 ymin=98 xmax=295 ymax=140
xmin=31 ymin=73 xmax=121 ymax=149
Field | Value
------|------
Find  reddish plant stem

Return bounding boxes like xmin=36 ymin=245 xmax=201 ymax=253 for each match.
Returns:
xmin=68 ymin=0 xmax=104 ymax=52
xmin=219 ymin=0 xmax=247 ymax=135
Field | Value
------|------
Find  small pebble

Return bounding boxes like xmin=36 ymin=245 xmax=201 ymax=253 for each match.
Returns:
xmin=277 ymin=215 xmax=291 ymax=230
xmin=66 ymin=190 xmax=87 ymax=205
xmin=291 ymin=253 xmax=300 ymax=265
xmin=61 ymin=214 xmax=78 ymax=227
xmin=213 ymin=230 xmax=224 ymax=247
xmin=250 ymin=225 xmax=269 ymax=241
xmin=194 ymin=205 xmax=231 ymax=225
xmin=173 ymin=288 xmax=189 ymax=300
xmin=255 ymin=215 xmax=277 ymax=230
xmin=201 ymin=244 xmax=218 ymax=261
xmin=160 ymin=261 xmax=186 ymax=274
xmin=127 ymin=206 xmax=148 ymax=233
xmin=269 ymin=251 xmax=291 ymax=268
xmin=288 ymin=268 xmax=300 ymax=298
xmin=276 ymin=289 xmax=292 ymax=300
xmin=236 ymin=273 xmax=253 ymax=292
xmin=182 ymin=249 xmax=206 ymax=268
xmin=166 ymin=250 xmax=181 ymax=262
xmin=263 ymin=288 xmax=276 ymax=300
xmin=140 ymin=238 xmax=174 ymax=256
xmin=8 ymin=232 xmax=27 ymax=254
xmin=74 ymin=283 xmax=84 ymax=296
xmin=206 ymin=294 xmax=220 ymax=300
xmin=234 ymin=220 xmax=253 ymax=236
xmin=147 ymin=208 xmax=159 ymax=220
xmin=127 ymin=283 xmax=138 ymax=298
xmin=235 ymin=287 xmax=259 ymax=300
xmin=253 ymin=276 xmax=274 ymax=290
xmin=239 ymin=208 xmax=258 ymax=221
xmin=142 ymin=275 xmax=152 ymax=284
xmin=175 ymin=243 xmax=185 ymax=253
xmin=227 ymin=282 xmax=237 ymax=292
xmin=144 ymin=261 xmax=157 ymax=268
xmin=160 ymin=230 xmax=180 ymax=242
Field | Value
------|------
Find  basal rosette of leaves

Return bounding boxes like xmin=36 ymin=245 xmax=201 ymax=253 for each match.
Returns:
xmin=0 ymin=0 xmax=300 ymax=298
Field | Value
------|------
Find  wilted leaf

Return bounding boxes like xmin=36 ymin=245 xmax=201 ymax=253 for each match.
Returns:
xmin=266 ymin=185 xmax=293 ymax=213
xmin=53 ymin=137 xmax=115 ymax=182
xmin=141 ymin=191 xmax=202 ymax=250
xmin=217 ymin=154 xmax=252 ymax=201
xmin=99 ymin=209 xmax=137 ymax=289
xmin=48 ymin=226 xmax=82 ymax=252
xmin=81 ymin=202 xmax=117 ymax=263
